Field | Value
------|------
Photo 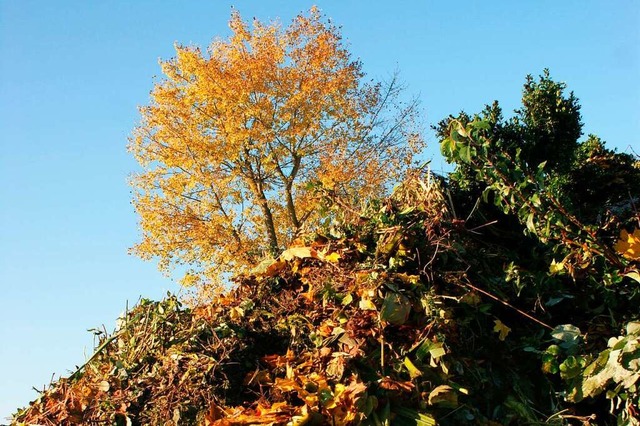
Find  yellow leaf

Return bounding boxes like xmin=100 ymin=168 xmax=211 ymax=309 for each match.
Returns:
xmin=229 ymin=306 xmax=244 ymax=320
xmin=428 ymin=342 xmax=446 ymax=359
xmin=493 ymin=319 xmax=511 ymax=341
xmin=615 ymin=228 xmax=640 ymax=260
xmin=625 ymin=271 xmax=640 ymax=284
xmin=250 ymin=257 xmax=285 ymax=277
xmin=403 ymin=357 xmax=423 ymax=379
xmin=274 ymin=378 xmax=300 ymax=392
xmin=549 ymin=259 xmax=565 ymax=275
xmin=281 ymin=247 xmax=316 ymax=261
xmin=324 ymin=252 xmax=341 ymax=263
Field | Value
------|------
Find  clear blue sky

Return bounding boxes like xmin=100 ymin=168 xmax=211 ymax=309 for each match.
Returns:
xmin=1 ymin=0 xmax=638 ymax=420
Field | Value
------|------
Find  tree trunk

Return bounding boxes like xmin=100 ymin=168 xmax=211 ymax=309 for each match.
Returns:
xmin=246 ymin=176 xmax=278 ymax=256
xmin=284 ymin=182 xmax=300 ymax=231
xmin=257 ymin=194 xmax=279 ymax=257
xmin=241 ymin=153 xmax=280 ymax=257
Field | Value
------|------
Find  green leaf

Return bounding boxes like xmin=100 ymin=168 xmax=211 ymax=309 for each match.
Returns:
xmin=568 ymin=345 xmax=639 ymax=402
xmin=380 ymin=292 xmax=411 ymax=326
xmin=525 ymin=213 xmax=536 ymax=234
xmin=393 ymin=406 xmax=436 ymax=426
xmin=469 ymin=119 xmax=491 ymax=131
xmin=341 ymin=293 xmax=353 ymax=306
xmin=458 ymin=145 xmax=471 ymax=163
xmin=551 ymin=324 xmax=581 ymax=348
xmin=451 ymin=128 xmax=465 ymax=143
xmin=415 ymin=340 xmax=446 ymax=361
xmin=318 ymin=388 xmax=333 ymax=406
xmin=429 ymin=343 xmax=446 ymax=359
xmin=530 ymin=193 xmax=541 ymax=207
xmin=440 ymin=138 xmax=455 ymax=158
xmin=559 ymin=356 xmax=582 ymax=380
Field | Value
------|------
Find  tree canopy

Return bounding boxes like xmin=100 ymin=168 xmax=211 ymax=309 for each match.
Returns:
xmin=129 ymin=8 xmax=422 ymax=287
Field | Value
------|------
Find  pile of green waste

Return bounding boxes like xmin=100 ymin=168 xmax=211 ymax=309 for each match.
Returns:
xmin=13 ymin=174 xmax=640 ymax=425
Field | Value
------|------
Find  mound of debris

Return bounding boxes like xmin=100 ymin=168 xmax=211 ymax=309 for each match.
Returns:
xmin=12 ymin=176 xmax=640 ymax=425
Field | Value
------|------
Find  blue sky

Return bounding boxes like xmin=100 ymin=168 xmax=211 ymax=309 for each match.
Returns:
xmin=0 ymin=0 xmax=638 ymax=419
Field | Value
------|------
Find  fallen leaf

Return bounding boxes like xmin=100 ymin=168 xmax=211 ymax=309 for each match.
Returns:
xmin=324 ymin=252 xmax=341 ymax=263
xmin=428 ymin=385 xmax=457 ymax=407
xmin=493 ymin=319 xmax=511 ymax=341
xmin=359 ymin=299 xmax=377 ymax=311
xmin=615 ymin=228 xmax=640 ymax=260
xmin=281 ymin=247 xmax=316 ymax=261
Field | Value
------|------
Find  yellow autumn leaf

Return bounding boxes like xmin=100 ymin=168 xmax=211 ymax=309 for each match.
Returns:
xmin=324 ymin=252 xmax=341 ymax=263
xmin=229 ymin=306 xmax=245 ymax=320
xmin=281 ymin=247 xmax=316 ymax=261
xmin=493 ymin=319 xmax=511 ymax=341
xmin=549 ymin=259 xmax=565 ymax=275
xmin=403 ymin=357 xmax=423 ymax=379
xmin=615 ymin=228 xmax=640 ymax=260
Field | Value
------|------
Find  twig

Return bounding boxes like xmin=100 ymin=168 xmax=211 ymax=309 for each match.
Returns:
xmin=467 ymin=220 xmax=498 ymax=233
xmin=455 ymin=279 xmax=553 ymax=330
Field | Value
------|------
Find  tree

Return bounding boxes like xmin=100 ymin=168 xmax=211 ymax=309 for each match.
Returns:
xmin=512 ymin=69 xmax=582 ymax=173
xmin=129 ymin=8 xmax=422 ymax=287
xmin=437 ymin=70 xmax=638 ymax=226
xmin=436 ymin=70 xmax=582 ymax=189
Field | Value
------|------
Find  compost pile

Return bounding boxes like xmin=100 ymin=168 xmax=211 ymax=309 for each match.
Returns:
xmin=12 ymin=175 xmax=640 ymax=425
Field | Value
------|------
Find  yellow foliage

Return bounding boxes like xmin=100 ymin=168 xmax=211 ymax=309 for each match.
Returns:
xmin=129 ymin=8 xmax=422 ymax=289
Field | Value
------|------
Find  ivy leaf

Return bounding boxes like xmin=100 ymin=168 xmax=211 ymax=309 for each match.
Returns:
xmin=551 ymin=324 xmax=582 ymax=352
xmin=380 ymin=293 xmax=412 ymax=326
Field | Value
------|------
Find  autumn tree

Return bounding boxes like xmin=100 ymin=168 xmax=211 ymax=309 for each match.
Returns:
xmin=129 ymin=8 xmax=422 ymax=287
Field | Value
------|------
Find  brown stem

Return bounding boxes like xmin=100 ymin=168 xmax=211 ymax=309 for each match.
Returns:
xmin=457 ymin=279 xmax=553 ymax=330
